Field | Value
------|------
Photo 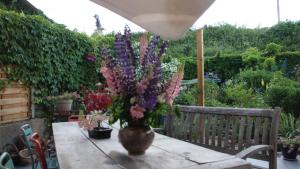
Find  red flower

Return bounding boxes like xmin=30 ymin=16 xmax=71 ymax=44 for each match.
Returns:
xmin=83 ymin=90 xmax=112 ymax=113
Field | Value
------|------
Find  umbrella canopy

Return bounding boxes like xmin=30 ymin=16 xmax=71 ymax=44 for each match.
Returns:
xmin=90 ymin=0 xmax=215 ymax=40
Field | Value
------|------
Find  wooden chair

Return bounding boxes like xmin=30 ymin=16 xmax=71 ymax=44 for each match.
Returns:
xmin=0 ymin=152 xmax=15 ymax=169
xmin=164 ymin=106 xmax=280 ymax=169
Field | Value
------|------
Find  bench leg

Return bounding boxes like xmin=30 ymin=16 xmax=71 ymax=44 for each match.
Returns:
xmin=269 ymin=150 xmax=276 ymax=169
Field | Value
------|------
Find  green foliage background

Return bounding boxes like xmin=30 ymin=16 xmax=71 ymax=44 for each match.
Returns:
xmin=1 ymin=3 xmax=299 ymax=118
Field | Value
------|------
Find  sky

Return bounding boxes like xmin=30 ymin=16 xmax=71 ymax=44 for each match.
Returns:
xmin=27 ymin=0 xmax=300 ymax=35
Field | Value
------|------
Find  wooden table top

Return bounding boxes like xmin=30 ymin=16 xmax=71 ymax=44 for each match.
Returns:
xmin=52 ymin=122 xmax=252 ymax=169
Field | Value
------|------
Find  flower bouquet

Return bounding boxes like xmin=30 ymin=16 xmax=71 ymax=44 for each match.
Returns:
xmin=100 ymin=27 xmax=183 ymax=154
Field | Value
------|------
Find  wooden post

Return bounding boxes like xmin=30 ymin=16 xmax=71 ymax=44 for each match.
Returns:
xmin=196 ymin=29 xmax=204 ymax=106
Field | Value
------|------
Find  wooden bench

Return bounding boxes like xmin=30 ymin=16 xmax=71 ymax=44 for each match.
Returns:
xmin=163 ymin=106 xmax=280 ymax=169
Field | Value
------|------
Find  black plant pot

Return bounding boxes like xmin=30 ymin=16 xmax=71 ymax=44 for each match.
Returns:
xmin=282 ymin=144 xmax=299 ymax=161
xmin=88 ymin=127 xmax=112 ymax=139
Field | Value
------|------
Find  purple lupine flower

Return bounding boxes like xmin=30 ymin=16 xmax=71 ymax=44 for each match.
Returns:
xmin=158 ymin=41 xmax=168 ymax=59
xmin=137 ymin=40 xmax=169 ymax=110
xmin=114 ymin=32 xmax=136 ymax=95
xmin=84 ymin=53 xmax=96 ymax=62
xmin=124 ymin=26 xmax=137 ymax=66
xmin=141 ymin=36 xmax=160 ymax=72
xmin=138 ymin=95 xmax=157 ymax=109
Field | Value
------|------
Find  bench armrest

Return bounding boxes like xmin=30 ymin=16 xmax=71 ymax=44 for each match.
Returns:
xmin=235 ymin=145 xmax=272 ymax=159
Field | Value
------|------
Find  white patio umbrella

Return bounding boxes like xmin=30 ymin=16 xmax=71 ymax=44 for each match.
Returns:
xmin=90 ymin=0 xmax=215 ymax=40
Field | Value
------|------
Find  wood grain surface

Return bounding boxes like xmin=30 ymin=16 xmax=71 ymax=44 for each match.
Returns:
xmin=53 ymin=122 xmax=251 ymax=169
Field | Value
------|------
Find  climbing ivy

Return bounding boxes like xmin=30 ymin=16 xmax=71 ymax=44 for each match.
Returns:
xmin=0 ymin=9 xmax=99 ymax=97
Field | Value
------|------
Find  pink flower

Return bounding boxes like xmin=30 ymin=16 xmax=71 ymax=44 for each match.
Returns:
xmin=137 ymin=75 xmax=153 ymax=94
xmin=100 ymin=66 xmax=118 ymax=95
xmin=130 ymin=105 xmax=145 ymax=119
xmin=139 ymin=34 xmax=148 ymax=64
xmin=164 ymin=70 xmax=184 ymax=105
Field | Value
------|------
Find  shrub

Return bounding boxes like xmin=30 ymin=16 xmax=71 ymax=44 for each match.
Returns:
xmin=265 ymin=74 xmax=300 ymax=116
xmin=177 ymin=57 xmax=197 ymax=80
xmin=205 ymin=54 xmax=244 ymax=82
xmin=263 ymin=57 xmax=277 ymax=71
xmin=205 ymin=80 xmax=221 ymax=101
xmin=279 ymin=113 xmax=300 ymax=138
xmin=275 ymin=51 xmax=300 ymax=77
xmin=204 ymin=80 xmax=228 ymax=107
xmin=264 ymin=43 xmax=282 ymax=56
xmin=175 ymin=80 xmax=226 ymax=107
xmin=0 ymin=9 xmax=98 ymax=96
xmin=175 ymin=85 xmax=198 ymax=105
xmin=236 ymin=69 xmax=274 ymax=91
xmin=242 ymin=47 xmax=261 ymax=68
xmin=91 ymin=33 xmax=115 ymax=53
xmin=222 ymin=83 xmax=267 ymax=108
xmin=265 ymin=21 xmax=300 ymax=51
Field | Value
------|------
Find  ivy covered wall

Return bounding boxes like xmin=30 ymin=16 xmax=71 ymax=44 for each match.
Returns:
xmin=0 ymin=9 xmax=99 ymax=97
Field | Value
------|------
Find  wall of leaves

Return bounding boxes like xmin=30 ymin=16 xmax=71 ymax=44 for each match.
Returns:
xmin=0 ymin=9 xmax=99 ymax=97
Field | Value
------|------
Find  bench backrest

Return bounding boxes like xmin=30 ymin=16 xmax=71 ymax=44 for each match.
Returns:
xmin=165 ymin=106 xmax=280 ymax=155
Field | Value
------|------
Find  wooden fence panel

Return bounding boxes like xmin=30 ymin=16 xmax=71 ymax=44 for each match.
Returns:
xmin=0 ymin=69 xmax=30 ymax=124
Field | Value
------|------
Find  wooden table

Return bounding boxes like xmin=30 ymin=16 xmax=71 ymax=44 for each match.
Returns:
xmin=52 ymin=122 xmax=252 ymax=169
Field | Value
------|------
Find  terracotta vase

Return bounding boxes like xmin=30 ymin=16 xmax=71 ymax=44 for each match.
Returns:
xmin=118 ymin=126 xmax=155 ymax=155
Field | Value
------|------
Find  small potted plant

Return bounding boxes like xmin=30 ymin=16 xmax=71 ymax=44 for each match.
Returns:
xmin=55 ymin=93 xmax=76 ymax=112
xmin=281 ymin=138 xmax=299 ymax=161
xmin=46 ymin=93 xmax=76 ymax=114
xmin=279 ymin=113 xmax=300 ymax=160
xmin=80 ymin=111 xmax=112 ymax=139
xmin=79 ymin=89 xmax=112 ymax=139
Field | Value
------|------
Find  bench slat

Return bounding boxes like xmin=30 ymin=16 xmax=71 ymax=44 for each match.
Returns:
xmin=198 ymin=113 xmax=205 ymax=144
xmin=231 ymin=116 xmax=238 ymax=151
xmin=238 ymin=117 xmax=246 ymax=150
xmin=217 ymin=115 xmax=224 ymax=147
xmin=179 ymin=106 xmax=274 ymax=117
xmin=245 ymin=117 xmax=254 ymax=147
xmin=205 ymin=114 xmax=212 ymax=145
xmin=262 ymin=118 xmax=270 ymax=144
xmin=224 ymin=115 xmax=230 ymax=148
xmin=254 ymin=117 xmax=261 ymax=144
xmin=211 ymin=115 xmax=217 ymax=146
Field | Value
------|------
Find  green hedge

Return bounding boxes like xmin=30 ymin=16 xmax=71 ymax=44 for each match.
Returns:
xmin=265 ymin=75 xmax=300 ymax=117
xmin=265 ymin=21 xmax=300 ymax=51
xmin=177 ymin=57 xmax=197 ymax=80
xmin=179 ymin=54 xmax=245 ymax=81
xmin=275 ymin=51 xmax=300 ymax=77
xmin=205 ymin=54 xmax=244 ymax=82
xmin=0 ymin=9 xmax=98 ymax=96
xmin=236 ymin=69 xmax=274 ymax=91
